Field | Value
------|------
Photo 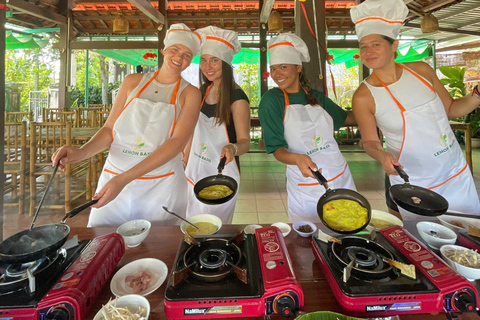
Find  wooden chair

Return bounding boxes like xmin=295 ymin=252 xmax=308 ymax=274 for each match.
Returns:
xmin=42 ymin=108 xmax=76 ymax=125
xmin=4 ymin=121 xmax=27 ymax=214
xmin=5 ymin=111 xmax=32 ymax=123
xmin=93 ymin=110 xmax=110 ymax=127
xmin=76 ymin=107 xmax=104 ymax=127
xmin=29 ymin=122 xmax=90 ymax=215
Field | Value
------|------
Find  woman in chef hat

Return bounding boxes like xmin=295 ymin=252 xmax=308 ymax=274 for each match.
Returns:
xmin=52 ymin=23 xmax=202 ymax=226
xmin=350 ymin=0 xmax=480 ymax=219
xmin=183 ymin=26 xmax=250 ymax=223
xmin=258 ymin=33 xmax=357 ymax=223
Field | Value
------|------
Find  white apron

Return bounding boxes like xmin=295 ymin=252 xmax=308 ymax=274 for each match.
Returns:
xmin=373 ymin=64 xmax=480 ymax=219
xmin=185 ymin=84 xmax=240 ymax=224
xmin=282 ymin=90 xmax=356 ymax=223
xmin=88 ymin=71 xmax=187 ymax=227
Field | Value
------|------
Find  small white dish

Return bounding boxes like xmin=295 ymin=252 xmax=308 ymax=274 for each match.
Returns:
xmin=116 ymin=219 xmax=151 ymax=248
xmin=370 ymin=210 xmax=403 ymax=229
xmin=438 ymin=213 xmax=480 ymax=234
xmin=416 ymin=221 xmax=457 ymax=250
xmin=271 ymin=222 xmax=291 ymax=237
xmin=110 ymin=258 xmax=167 ymax=297
xmin=180 ymin=214 xmax=222 ymax=235
xmin=292 ymin=221 xmax=317 ymax=237
xmin=440 ymin=244 xmax=480 ymax=281
xmin=244 ymin=224 xmax=263 ymax=234
xmin=93 ymin=294 xmax=150 ymax=320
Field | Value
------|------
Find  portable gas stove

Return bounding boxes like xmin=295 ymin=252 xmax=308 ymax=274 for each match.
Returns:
xmin=0 ymin=233 xmax=125 ymax=320
xmin=312 ymin=225 xmax=480 ymax=318
xmin=165 ymin=226 xmax=304 ymax=319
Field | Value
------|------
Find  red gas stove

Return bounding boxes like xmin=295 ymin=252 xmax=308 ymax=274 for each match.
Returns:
xmin=0 ymin=233 xmax=125 ymax=320
xmin=457 ymin=229 xmax=480 ymax=251
xmin=312 ymin=225 xmax=480 ymax=318
xmin=164 ymin=226 xmax=304 ymax=319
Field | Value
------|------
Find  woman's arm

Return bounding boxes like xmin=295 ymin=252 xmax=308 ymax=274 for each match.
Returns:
xmin=272 ymin=147 xmax=318 ymax=178
xmin=93 ymin=84 xmax=202 ymax=207
xmin=52 ymin=73 xmax=143 ymax=170
xmin=408 ymin=62 xmax=480 ymax=118
xmin=221 ymin=98 xmax=251 ymax=164
xmin=352 ymin=85 xmax=399 ymax=175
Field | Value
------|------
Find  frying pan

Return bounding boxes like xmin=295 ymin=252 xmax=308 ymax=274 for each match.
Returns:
xmin=312 ymin=170 xmax=371 ymax=234
xmin=389 ymin=165 xmax=449 ymax=216
xmin=0 ymin=199 xmax=98 ymax=264
xmin=194 ymin=156 xmax=238 ymax=205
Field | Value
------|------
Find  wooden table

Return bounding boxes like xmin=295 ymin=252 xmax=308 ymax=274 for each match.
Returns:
xmin=73 ymin=224 xmax=479 ymax=320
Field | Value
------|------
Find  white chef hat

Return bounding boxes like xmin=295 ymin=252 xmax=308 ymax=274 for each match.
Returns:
xmin=267 ymin=33 xmax=310 ymax=66
xmin=197 ymin=26 xmax=241 ymax=65
xmin=350 ymin=0 xmax=409 ymax=41
xmin=163 ymin=23 xmax=201 ymax=57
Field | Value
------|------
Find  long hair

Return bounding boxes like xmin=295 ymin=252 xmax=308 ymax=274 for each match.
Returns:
xmin=199 ymin=60 xmax=235 ymax=125
xmin=381 ymin=35 xmax=399 ymax=59
xmin=298 ymin=67 xmax=321 ymax=106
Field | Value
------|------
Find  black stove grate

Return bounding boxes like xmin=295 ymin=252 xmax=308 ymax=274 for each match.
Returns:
xmin=165 ymin=233 xmax=264 ymax=300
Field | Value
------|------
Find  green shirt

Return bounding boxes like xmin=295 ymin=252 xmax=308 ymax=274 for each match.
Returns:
xmin=258 ymin=88 xmax=347 ymax=154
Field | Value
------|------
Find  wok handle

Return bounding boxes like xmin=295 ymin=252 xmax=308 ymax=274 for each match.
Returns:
xmin=394 ymin=165 xmax=410 ymax=183
xmin=443 ymin=212 xmax=480 ymax=219
xmin=217 ymin=156 xmax=227 ymax=174
xmin=311 ymin=169 xmax=330 ymax=191
xmin=30 ymin=163 xmax=60 ymax=230
xmin=61 ymin=199 xmax=98 ymax=223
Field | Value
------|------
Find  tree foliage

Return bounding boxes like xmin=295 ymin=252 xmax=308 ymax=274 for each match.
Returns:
xmin=236 ymin=62 xmax=259 ymax=116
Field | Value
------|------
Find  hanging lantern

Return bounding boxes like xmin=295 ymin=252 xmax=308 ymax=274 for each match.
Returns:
xmin=421 ymin=13 xmax=439 ymax=33
xmin=113 ymin=14 xmax=129 ymax=34
xmin=268 ymin=11 xmax=283 ymax=33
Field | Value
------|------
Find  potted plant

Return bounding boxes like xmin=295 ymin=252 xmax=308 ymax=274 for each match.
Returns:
xmin=469 ymin=110 xmax=480 ymax=148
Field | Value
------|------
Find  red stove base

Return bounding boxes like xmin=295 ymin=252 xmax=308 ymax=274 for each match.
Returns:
xmin=0 ymin=233 xmax=125 ymax=320
xmin=312 ymin=225 xmax=479 ymax=318
xmin=164 ymin=227 xmax=304 ymax=319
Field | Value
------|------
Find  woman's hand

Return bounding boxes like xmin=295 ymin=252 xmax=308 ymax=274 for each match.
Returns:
xmin=294 ymin=154 xmax=318 ymax=178
xmin=51 ymin=146 xmax=85 ymax=171
xmin=92 ymin=174 xmax=129 ymax=208
xmin=378 ymin=152 xmax=401 ymax=176
xmin=220 ymin=144 xmax=236 ymax=165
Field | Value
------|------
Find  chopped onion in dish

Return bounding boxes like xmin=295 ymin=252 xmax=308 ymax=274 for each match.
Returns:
xmin=100 ymin=298 xmax=147 ymax=320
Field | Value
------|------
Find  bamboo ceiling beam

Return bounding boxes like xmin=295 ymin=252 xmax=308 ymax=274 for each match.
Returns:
xmin=127 ymin=0 xmax=164 ymax=25
xmin=7 ymin=0 xmax=67 ymax=24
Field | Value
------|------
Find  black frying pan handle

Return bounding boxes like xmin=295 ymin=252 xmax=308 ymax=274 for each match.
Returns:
xmin=61 ymin=200 xmax=98 ymax=223
xmin=311 ymin=169 xmax=330 ymax=191
xmin=394 ymin=165 xmax=409 ymax=183
xmin=217 ymin=156 xmax=227 ymax=174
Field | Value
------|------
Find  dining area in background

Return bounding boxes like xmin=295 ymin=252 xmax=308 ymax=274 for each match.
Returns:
xmin=4 ymin=108 xmax=106 ymax=216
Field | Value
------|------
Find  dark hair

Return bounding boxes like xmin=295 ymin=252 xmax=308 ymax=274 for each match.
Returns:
xmin=298 ymin=67 xmax=321 ymax=106
xmin=199 ymin=60 xmax=235 ymax=125
xmin=381 ymin=35 xmax=398 ymax=59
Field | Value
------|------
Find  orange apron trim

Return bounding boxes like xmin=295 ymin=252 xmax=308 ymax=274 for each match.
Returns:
xmin=186 ymin=177 xmax=195 ymax=186
xmin=428 ymin=163 xmax=468 ymax=190
xmin=169 ymin=79 xmax=181 ymax=137
xmin=298 ymin=163 xmax=348 ymax=186
xmin=398 ymin=64 xmax=435 ymax=92
xmin=104 ymin=168 xmax=175 ymax=180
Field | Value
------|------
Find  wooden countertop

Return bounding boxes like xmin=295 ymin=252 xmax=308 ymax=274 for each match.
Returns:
xmin=74 ymin=224 xmax=479 ymax=320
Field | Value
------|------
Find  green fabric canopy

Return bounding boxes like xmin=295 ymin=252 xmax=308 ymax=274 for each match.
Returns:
xmin=6 ymin=32 xmax=49 ymax=50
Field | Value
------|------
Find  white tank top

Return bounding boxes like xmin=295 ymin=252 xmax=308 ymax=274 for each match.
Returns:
xmin=126 ymin=72 xmax=190 ymax=107
xmin=363 ymin=65 xmax=437 ymax=157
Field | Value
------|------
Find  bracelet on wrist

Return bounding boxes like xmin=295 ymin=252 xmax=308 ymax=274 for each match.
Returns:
xmin=228 ymin=143 xmax=238 ymax=156
xmin=473 ymin=85 xmax=480 ymax=100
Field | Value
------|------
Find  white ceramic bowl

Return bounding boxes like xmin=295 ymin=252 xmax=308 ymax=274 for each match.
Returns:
xmin=93 ymin=294 xmax=150 ymax=320
xmin=438 ymin=213 xmax=480 ymax=234
xmin=180 ymin=214 xmax=222 ymax=235
xmin=440 ymin=244 xmax=480 ymax=281
xmin=292 ymin=221 xmax=317 ymax=238
xmin=416 ymin=221 xmax=457 ymax=250
xmin=271 ymin=222 xmax=291 ymax=237
xmin=244 ymin=224 xmax=263 ymax=234
xmin=116 ymin=219 xmax=151 ymax=248
xmin=370 ymin=210 xmax=403 ymax=229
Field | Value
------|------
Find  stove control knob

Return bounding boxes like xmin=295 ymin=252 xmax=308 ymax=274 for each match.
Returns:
xmin=45 ymin=306 xmax=71 ymax=320
xmin=273 ymin=294 xmax=296 ymax=318
xmin=454 ymin=292 xmax=475 ymax=312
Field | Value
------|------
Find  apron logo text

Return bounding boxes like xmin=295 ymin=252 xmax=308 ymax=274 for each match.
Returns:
xmin=433 ymin=141 xmax=455 ymax=158
xmin=122 ymin=149 xmax=152 ymax=157
xmin=307 ymin=143 xmax=331 ymax=156
xmin=193 ymin=152 xmax=212 ymax=163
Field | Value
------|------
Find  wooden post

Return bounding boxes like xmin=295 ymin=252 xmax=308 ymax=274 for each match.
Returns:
xmin=58 ymin=0 xmax=74 ymax=108
xmin=0 ymin=0 xmax=6 ymax=236
xmin=157 ymin=0 xmax=167 ymax=67
xmin=295 ymin=0 xmax=326 ymax=93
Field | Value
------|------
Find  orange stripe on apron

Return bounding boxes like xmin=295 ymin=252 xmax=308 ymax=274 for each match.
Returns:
xmin=298 ymin=163 xmax=348 ymax=186
xmin=104 ymin=168 xmax=175 ymax=180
